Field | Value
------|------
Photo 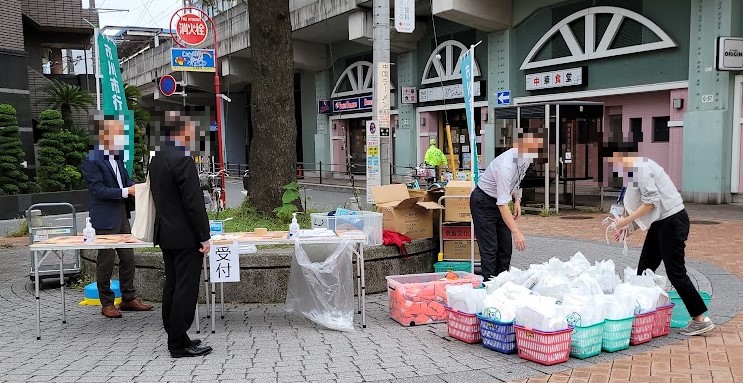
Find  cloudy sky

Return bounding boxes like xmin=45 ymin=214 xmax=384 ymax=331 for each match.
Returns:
xmin=96 ymin=0 xmax=183 ymax=29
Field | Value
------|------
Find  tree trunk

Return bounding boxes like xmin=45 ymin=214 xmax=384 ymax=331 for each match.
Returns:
xmin=247 ymin=0 xmax=297 ymax=215
xmin=61 ymin=104 xmax=73 ymax=129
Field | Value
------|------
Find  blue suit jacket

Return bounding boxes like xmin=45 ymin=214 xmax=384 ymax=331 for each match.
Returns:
xmin=81 ymin=150 xmax=135 ymax=230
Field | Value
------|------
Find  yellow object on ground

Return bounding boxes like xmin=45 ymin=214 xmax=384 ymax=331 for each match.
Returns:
xmin=79 ymin=297 xmax=122 ymax=306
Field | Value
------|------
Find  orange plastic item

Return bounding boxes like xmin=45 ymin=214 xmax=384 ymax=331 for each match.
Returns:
xmin=445 ymin=271 xmax=459 ymax=280
xmin=386 ymin=272 xmax=483 ymax=326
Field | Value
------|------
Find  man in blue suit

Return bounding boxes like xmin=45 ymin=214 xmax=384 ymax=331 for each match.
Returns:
xmin=82 ymin=116 xmax=153 ymax=318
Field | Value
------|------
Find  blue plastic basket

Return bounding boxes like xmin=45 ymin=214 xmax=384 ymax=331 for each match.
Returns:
xmin=669 ymin=290 xmax=712 ymax=328
xmin=477 ymin=313 xmax=516 ymax=354
xmin=602 ymin=316 xmax=634 ymax=352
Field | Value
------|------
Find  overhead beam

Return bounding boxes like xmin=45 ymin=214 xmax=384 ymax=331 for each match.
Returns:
xmin=432 ymin=0 xmax=511 ymax=32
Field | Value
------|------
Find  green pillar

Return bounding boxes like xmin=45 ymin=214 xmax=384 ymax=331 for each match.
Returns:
xmin=682 ymin=0 xmax=742 ymax=203
xmin=314 ymin=71 xmax=331 ymax=174
xmin=487 ymin=30 xmax=511 ymax=164
xmin=396 ymin=51 xmax=417 ymax=170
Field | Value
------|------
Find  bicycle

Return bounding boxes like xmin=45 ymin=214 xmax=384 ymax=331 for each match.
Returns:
xmin=202 ymin=169 xmax=229 ymax=213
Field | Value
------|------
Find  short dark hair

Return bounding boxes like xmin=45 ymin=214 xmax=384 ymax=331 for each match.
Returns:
xmin=600 ymin=141 xmax=639 ymax=159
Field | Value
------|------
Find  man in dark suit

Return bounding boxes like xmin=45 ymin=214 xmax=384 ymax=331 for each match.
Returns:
xmin=149 ymin=111 xmax=212 ymax=358
xmin=82 ymin=117 xmax=153 ymax=318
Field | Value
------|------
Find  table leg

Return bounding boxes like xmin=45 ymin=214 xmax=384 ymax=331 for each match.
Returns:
xmin=359 ymin=245 xmax=366 ymax=328
xmin=195 ymin=301 xmax=200 ymax=334
xmin=59 ymin=250 xmax=66 ymax=324
xmin=35 ymin=251 xmax=41 ymax=340
xmin=211 ymin=282 xmax=216 ymax=334
xmin=356 ymin=247 xmax=361 ymax=315
xmin=220 ymin=282 xmax=225 ymax=319
xmin=202 ymin=255 xmax=211 ymax=318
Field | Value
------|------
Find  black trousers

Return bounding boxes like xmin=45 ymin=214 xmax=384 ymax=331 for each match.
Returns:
xmin=637 ymin=209 xmax=708 ymax=317
xmin=95 ymin=204 xmax=135 ymax=307
xmin=470 ymin=187 xmax=513 ymax=282
xmin=162 ymin=247 xmax=203 ymax=351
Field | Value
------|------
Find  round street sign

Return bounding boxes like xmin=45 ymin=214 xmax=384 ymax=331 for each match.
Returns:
xmin=159 ymin=75 xmax=177 ymax=96
xmin=176 ymin=13 xmax=208 ymax=46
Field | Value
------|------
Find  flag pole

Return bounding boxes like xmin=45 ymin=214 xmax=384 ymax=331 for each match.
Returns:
xmin=467 ymin=41 xmax=482 ymax=276
xmin=92 ymin=27 xmax=101 ymax=111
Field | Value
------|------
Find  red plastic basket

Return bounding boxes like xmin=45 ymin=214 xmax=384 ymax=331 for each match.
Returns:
xmin=514 ymin=326 xmax=573 ymax=366
xmin=446 ymin=307 xmax=481 ymax=344
xmin=652 ymin=304 xmax=675 ymax=338
xmin=630 ymin=311 xmax=655 ymax=345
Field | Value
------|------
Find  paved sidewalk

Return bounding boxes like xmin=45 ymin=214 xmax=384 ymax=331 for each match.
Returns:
xmin=508 ymin=210 xmax=743 ymax=383
xmin=0 ymin=206 xmax=740 ymax=383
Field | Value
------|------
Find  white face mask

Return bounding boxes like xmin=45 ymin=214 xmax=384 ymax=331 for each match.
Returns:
xmin=112 ymin=134 xmax=127 ymax=151
xmin=519 ymin=152 xmax=539 ymax=162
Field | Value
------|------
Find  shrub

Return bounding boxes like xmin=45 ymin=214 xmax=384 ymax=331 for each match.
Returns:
xmin=0 ymin=104 xmax=39 ymax=195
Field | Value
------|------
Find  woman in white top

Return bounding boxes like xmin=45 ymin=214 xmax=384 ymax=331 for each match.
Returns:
xmin=605 ymin=143 xmax=714 ymax=336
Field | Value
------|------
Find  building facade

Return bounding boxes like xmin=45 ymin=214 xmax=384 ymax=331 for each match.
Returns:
xmin=122 ymin=0 xmax=743 ymax=204
xmin=0 ymin=0 xmax=98 ymax=168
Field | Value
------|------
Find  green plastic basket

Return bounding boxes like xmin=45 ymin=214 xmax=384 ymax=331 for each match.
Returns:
xmin=602 ymin=316 xmax=634 ymax=352
xmin=570 ymin=321 xmax=604 ymax=359
xmin=668 ymin=290 xmax=712 ymax=328
xmin=434 ymin=261 xmax=473 ymax=273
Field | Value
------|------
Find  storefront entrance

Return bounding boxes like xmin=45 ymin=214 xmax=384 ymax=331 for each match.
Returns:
xmin=348 ymin=118 xmax=368 ymax=175
xmin=438 ymin=109 xmax=482 ymax=171
xmin=494 ymin=101 xmax=604 ymax=211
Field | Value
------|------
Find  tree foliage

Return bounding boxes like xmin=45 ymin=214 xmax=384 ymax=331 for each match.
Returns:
xmin=125 ymin=84 xmax=149 ymax=182
xmin=37 ymin=79 xmax=94 ymax=129
xmin=0 ymin=104 xmax=39 ymax=195
xmin=36 ymin=110 xmax=88 ymax=192
xmin=247 ymin=0 xmax=298 ymax=215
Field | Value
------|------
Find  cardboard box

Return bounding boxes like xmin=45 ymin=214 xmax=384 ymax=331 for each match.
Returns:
xmin=409 ymin=188 xmax=445 ymax=235
xmin=443 ymin=240 xmax=480 ymax=261
xmin=371 ymin=184 xmax=444 ymax=240
xmin=441 ymin=224 xmax=476 ymax=240
xmin=444 ymin=181 xmax=473 ymax=222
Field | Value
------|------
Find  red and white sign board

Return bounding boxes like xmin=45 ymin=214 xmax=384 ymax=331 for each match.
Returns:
xmin=525 ymin=67 xmax=583 ymax=91
xmin=395 ymin=0 xmax=415 ymax=33
xmin=176 ymin=13 xmax=208 ymax=46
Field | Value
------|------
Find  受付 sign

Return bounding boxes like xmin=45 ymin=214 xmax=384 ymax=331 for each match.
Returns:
xmin=176 ymin=13 xmax=208 ymax=46
xmin=525 ymin=67 xmax=584 ymax=91
xmin=209 ymin=241 xmax=240 ymax=283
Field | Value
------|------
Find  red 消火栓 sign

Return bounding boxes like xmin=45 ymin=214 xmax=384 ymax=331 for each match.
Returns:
xmin=176 ymin=13 xmax=208 ymax=46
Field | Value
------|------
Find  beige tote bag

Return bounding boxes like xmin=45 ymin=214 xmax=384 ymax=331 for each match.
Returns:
xmin=131 ymin=174 xmax=156 ymax=242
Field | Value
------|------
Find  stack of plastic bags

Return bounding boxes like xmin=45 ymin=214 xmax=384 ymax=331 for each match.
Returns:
xmin=471 ymin=252 xmax=670 ymax=332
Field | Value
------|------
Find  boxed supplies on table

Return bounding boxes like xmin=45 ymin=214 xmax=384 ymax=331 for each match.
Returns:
xmin=386 ymin=272 xmax=482 ymax=326
xmin=442 ymin=181 xmax=472 ymax=222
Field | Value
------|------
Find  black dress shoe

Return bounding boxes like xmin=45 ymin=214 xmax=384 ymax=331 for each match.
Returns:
xmin=170 ymin=345 xmax=213 ymax=358
xmin=190 ymin=339 xmax=201 ymax=347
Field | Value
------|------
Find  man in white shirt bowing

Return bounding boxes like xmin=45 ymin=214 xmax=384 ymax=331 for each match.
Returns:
xmin=470 ymin=131 xmax=543 ymax=282
xmin=82 ymin=115 xmax=153 ymax=318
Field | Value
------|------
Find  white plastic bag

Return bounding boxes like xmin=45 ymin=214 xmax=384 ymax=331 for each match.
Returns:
xmin=561 ymin=294 xmax=605 ymax=327
xmin=446 ymin=284 xmax=486 ymax=314
xmin=285 ymin=240 xmax=355 ymax=332
xmin=586 ymin=260 xmax=621 ymax=294
xmin=567 ymin=272 xmax=604 ymax=297
xmin=531 ymin=270 xmax=571 ymax=301
xmin=515 ymin=296 xmax=567 ymax=332
xmin=614 ymin=283 xmax=661 ymax=314
xmin=602 ymin=294 xmax=636 ymax=320
xmin=564 ymin=252 xmax=591 ymax=279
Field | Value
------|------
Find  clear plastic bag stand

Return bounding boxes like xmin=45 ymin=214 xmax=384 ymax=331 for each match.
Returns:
xmin=285 ymin=239 xmax=356 ymax=332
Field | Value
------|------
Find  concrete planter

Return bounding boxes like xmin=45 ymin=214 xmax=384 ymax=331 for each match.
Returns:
xmin=81 ymin=239 xmax=437 ymax=303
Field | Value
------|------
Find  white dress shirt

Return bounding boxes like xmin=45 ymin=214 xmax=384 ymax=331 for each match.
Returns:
xmin=477 ymin=148 xmax=529 ymax=205
xmin=108 ymin=158 xmax=129 ymax=198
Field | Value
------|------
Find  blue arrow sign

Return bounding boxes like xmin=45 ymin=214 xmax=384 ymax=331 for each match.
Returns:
xmin=496 ymin=90 xmax=511 ymax=105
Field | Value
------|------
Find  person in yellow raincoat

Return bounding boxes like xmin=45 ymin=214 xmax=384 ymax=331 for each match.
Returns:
xmin=424 ymin=138 xmax=448 ymax=167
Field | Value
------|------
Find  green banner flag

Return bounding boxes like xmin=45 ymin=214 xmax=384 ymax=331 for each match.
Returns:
xmin=97 ymin=31 xmax=135 ymax=175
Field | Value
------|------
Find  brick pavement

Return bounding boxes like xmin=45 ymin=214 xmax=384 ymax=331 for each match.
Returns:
xmin=0 ymin=208 xmax=740 ymax=383
xmin=507 ymin=210 xmax=743 ymax=383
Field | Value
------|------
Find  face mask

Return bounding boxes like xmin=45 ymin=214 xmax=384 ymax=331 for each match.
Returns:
xmin=520 ymin=152 xmax=539 ymax=162
xmin=112 ymin=134 xmax=127 ymax=151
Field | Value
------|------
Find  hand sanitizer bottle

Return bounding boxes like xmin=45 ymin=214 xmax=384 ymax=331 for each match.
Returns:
xmin=288 ymin=213 xmax=300 ymax=239
xmin=83 ymin=217 xmax=96 ymax=243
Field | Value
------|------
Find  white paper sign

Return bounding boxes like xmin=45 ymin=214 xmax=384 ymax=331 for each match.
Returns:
xmin=209 ymin=241 xmax=240 ymax=282
xmin=717 ymin=37 xmax=743 ymax=71
xmin=419 ymin=82 xmax=481 ymax=103
xmin=394 ymin=0 xmax=415 ymax=33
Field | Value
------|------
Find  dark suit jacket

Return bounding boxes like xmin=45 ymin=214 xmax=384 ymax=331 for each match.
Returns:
xmin=149 ymin=145 xmax=210 ymax=249
xmin=81 ymin=151 xmax=135 ymax=230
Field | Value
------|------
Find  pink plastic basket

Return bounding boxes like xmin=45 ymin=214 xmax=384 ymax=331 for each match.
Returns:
xmin=630 ymin=311 xmax=655 ymax=345
xmin=514 ymin=326 xmax=573 ymax=366
xmin=652 ymin=304 xmax=675 ymax=338
xmin=446 ymin=307 xmax=481 ymax=344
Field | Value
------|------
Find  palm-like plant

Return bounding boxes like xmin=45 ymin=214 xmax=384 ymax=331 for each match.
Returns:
xmin=37 ymin=79 xmax=94 ymax=129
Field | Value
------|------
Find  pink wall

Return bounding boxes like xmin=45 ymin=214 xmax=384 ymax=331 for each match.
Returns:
xmin=737 ymin=82 xmax=743 ymax=193
xmin=595 ymin=90 xmax=682 ymax=188
xmin=331 ymin=120 xmax=348 ymax=173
